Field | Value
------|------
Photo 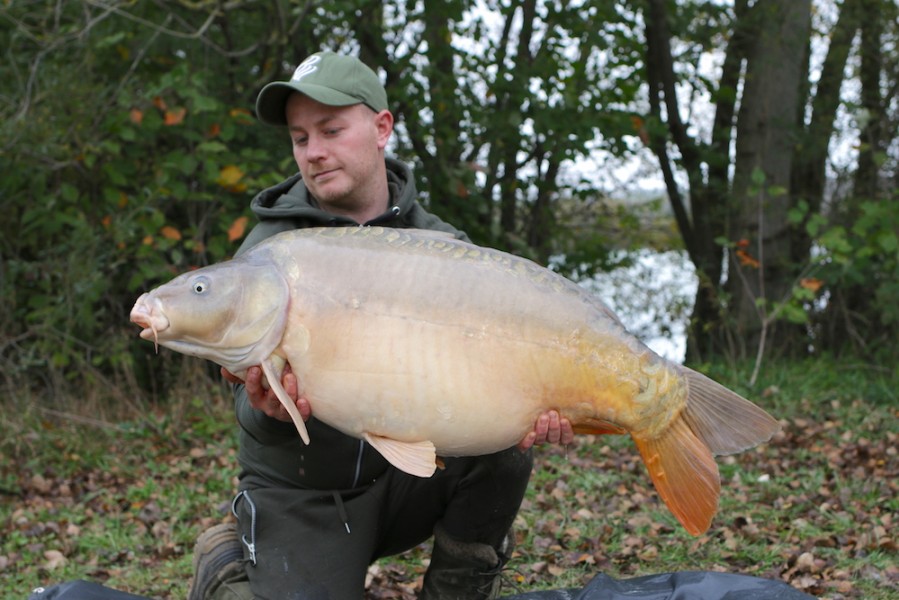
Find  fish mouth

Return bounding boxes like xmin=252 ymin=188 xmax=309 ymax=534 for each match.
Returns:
xmin=130 ymin=293 xmax=170 ymax=351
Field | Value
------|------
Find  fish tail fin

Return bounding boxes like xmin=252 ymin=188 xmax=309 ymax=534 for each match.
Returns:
xmin=632 ymin=366 xmax=780 ymax=536
xmin=679 ymin=366 xmax=781 ymax=455
xmin=632 ymin=416 xmax=720 ymax=536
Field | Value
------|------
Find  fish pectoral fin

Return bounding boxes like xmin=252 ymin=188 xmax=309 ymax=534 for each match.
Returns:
xmin=572 ymin=419 xmax=627 ymax=436
xmin=633 ymin=417 xmax=719 ymax=536
xmin=363 ymin=433 xmax=437 ymax=478
xmin=260 ymin=358 xmax=310 ymax=445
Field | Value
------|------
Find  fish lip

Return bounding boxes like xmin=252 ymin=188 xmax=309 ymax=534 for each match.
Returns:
xmin=130 ymin=295 xmax=170 ymax=347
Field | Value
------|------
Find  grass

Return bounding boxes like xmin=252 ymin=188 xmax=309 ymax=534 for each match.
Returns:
xmin=1 ymin=358 xmax=896 ymax=599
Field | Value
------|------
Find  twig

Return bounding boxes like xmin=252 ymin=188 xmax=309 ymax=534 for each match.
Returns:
xmin=38 ymin=407 xmax=129 ymax=432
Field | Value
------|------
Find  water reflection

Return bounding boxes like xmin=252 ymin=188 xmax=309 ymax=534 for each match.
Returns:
xmin=577 ymin=249 xmax=697 ymax=364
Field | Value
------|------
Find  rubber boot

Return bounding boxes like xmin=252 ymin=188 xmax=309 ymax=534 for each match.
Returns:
xmin=419 ymin=522 xmax=512 ymax=600
xmin=187 ymin=523 xmax=246 ymax=600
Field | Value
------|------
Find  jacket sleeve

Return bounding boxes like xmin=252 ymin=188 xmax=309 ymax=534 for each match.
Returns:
xmin=233 ymin=382 xmax=298 ymax=439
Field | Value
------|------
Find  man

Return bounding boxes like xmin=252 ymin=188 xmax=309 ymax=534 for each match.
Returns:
xmin=189 ymin=51 xmax=573 ymax=600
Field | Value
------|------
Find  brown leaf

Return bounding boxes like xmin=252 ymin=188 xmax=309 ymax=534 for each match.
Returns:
xmin=164 ymin=107 xmax=187 ymax=126
xmin=44 ymin=550 xmax=67 ymax=570
xmin=227 ymin=216 xmax=249 ymax=242
xmin=796 ymin=551 xmax=818 ymax=573
xmin=160 ymin=226 xmax=182 ymax=241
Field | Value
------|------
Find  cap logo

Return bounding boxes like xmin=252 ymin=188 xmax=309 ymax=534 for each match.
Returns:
xmin=291 ymin=55 xmax=322 ymax=82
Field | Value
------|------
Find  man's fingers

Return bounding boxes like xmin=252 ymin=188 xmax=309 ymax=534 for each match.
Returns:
xmin=296 ymin=396 xmax=313 ymax=421
xmin=545 ymin=410 xmax=561 ymax=443
xmin=517 ymin=431 xmax=537 ymax=452
xmin=522 ymin=410 xmax=574 ymax=450
xmin=560 ymin=418 xmax=575 ymax=445
xmin=534 ymin=413 xmax=549 ymax=437
xmin=220 ymin=367 xmax=244 ymax=385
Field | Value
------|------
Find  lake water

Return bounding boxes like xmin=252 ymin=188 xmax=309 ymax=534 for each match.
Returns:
xmin=576 ymin=249 xmax=697 ymax=364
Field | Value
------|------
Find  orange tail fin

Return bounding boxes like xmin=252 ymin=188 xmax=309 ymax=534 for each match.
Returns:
xmin=633 ymin=416 xmax=720 ymax=536
xmin=633 ymin=366 xmax=780 ymax=535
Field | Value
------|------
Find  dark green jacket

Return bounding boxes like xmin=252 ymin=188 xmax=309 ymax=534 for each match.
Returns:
xmin=235 ymin=158 xmax=468 ymax=491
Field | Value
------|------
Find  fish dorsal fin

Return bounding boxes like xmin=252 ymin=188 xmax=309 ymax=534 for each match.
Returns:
xmin=363 ymin=433 xmax=437 ymax=478
xmin=260 ymin=358 xmax=310 ymax=445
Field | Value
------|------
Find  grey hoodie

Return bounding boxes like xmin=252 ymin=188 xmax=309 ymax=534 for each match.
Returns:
xmin=237 ymin=157 xmax=468 ymax=255
xmin=234 ymin=158 xmax=468 ymax=491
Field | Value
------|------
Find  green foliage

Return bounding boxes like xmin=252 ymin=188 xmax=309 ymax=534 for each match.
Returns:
xmin=0 ymin=3 xmax=286 ymax=397
xmin=788 ymin=196 xmax=899 ymax=359
xmin=2 ymin=0 xmax=896 ymax=402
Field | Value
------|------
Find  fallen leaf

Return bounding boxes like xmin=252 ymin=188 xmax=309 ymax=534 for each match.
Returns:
xmin=44 ymin=550 xmax=67 ymax=570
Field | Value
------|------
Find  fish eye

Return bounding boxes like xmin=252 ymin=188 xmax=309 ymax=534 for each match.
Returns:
xmin=192 ymin=276 xmax=210 ymax=295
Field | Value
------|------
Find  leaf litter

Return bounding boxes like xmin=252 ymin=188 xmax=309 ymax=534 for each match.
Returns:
xmin=1 ymin=397 xmax=895 ymax=599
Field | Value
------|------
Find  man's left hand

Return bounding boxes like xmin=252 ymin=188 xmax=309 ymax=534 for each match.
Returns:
xmin=518 ymin=410 xmax=574 ymax=451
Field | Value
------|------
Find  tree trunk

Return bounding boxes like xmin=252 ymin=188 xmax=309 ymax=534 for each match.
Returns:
xmin=817 ymin=0 xmax=893 ymax=357
xmin=790 ymin=0 xmax=862 ymax=256
xmin=727 ymin=0 xmax=811 ymax=358
xmin=685 ymin=0 xmax=754 ymax=361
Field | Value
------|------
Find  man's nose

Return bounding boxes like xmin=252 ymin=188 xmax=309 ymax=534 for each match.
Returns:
xmin=305 ymin=135 xmax=327 ymax=161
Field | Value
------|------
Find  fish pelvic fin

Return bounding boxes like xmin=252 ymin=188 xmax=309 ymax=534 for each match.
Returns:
xmin=679 ymin=366 xmax=781 ymax=455
xmin=363 ymin=433 xmax=437 ymax=478
xmin=260 ymin=358 xmax=310 ymax=445
xmin=633 ymin=416 xmax=719 ymax=536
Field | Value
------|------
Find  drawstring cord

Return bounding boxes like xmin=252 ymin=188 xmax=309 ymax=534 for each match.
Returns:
xmin=332 ymin=490 xmax=351 ymax=534
xmin=364 ymin=205 xmax=401 ymax=226
xmin=232 ymin=490 xmax=258 ymax=565
xmin=231 ymin=487 xmax=351 ymax=567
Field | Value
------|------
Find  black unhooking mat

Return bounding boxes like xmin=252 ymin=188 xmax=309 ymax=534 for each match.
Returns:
xmin=27 ymin=571 xmax=816 ymax=599
xmin=502 ymin=571 xmax=816 ymax=600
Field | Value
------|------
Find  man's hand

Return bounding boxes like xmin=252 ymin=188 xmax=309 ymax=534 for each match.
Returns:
xmin=517 ymin=410 xmax=574 ymax=451
xmin=221 ymin=365 xmax=312 ymax=423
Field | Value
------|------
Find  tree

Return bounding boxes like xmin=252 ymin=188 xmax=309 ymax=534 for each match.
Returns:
xmin=726 ymin=0 xmax=811 ymax=361
xmin=640 ymin=0 xmax=898 ymax=367
xmin=2 ymin=0 xmax=897 ymax=402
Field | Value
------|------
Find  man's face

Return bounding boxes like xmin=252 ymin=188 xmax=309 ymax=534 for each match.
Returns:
xmin=285 ymin=93 xmax=393 ymax=217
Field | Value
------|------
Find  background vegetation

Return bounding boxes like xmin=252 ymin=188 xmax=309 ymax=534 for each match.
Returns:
xmin=1 ymin=0 xmax=897 ymax=597
xmin=2 ymin=0 xmax=898 ymax=399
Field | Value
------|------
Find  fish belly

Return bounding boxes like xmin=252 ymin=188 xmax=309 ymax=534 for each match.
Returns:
xmin=270 ymin=228 xmax=678 ymax=456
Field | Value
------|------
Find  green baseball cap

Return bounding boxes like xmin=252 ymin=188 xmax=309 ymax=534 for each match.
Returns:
xmin=255 ymin=51 xmax=388 ymax=125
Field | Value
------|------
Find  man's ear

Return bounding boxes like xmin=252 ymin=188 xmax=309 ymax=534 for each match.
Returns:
xmin=374 ymin=109 xmax=394 ymax=148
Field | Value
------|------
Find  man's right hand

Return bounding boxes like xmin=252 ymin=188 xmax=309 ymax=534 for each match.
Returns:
xmin=221 ymin=365 xmax=312 ymax=423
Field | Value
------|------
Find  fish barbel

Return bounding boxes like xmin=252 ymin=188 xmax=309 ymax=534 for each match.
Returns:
xmin=130 ymin=227 xmax=779 ymax=535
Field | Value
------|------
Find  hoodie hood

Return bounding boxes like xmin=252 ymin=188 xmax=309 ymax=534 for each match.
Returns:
xmin=236 ymin=157 xmax=469 ymax=256
xmin=249 ymin=157 xmax=417 ymax=228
